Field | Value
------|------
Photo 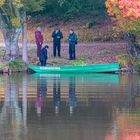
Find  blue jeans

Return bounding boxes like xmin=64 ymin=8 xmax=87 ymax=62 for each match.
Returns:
xmin=69 ymin=43 xmax=76 ymax=60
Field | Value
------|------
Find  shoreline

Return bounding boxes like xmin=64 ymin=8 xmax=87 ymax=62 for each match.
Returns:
xmin=0 ymin=42 xmax=138 ymax=74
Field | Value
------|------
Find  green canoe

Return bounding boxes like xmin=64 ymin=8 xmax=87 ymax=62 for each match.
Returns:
xmin=28 ymin=63 xmax=120 ymax=73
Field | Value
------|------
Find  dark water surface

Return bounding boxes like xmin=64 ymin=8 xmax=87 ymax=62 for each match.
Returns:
xmin=0 ymin=74 xmax=140 ymax=140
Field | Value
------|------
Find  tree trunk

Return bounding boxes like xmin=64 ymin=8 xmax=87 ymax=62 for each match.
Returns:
xmin=22 ymin=12 xmax=28 ymax=63
xmin=22 ymin=74 xmax=28 ymax=137
xmin=124 ymin=33 xmax=140 ymax=58
xmin=2 ymin=28 xmax=21 ymax=60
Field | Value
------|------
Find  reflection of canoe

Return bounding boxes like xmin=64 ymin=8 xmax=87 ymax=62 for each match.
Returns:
xmin=30 ymin=73 xmax=120 ymax=85
xmin=28 ymin=63 xmax=119 ymax=73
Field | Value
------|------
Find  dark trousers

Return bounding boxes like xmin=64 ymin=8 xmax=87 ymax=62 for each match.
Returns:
xmin=53 ymin=43 xmax=61 ymax=57
xmin=37 ymin=45 xmax=42 ymax=57
xmin=40 ymin=60 xmax=47 ymax=66
xmin=69 ymin=43 xmax=76 ymax=60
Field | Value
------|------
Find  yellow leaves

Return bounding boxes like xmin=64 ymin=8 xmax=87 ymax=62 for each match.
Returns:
xmin=13 ymin=0 xmax=23 ymax=8
xmin=0 ymin=0 xmax=5 ymax=6
xmin=12 ymin=17 xmax=21 ymax=26
xmin=0 ymin=0 xmax=23 ymax=8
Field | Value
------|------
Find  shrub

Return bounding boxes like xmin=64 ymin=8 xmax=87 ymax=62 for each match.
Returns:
xmin=7 ymin=59 xmax=27 ymax=72
xmin=86 ymin=21 xmax=96 ymax=29
xmin=115 ymin=54 xmax=135 ymax=67
xmin=134 ymin=59 xmax=140 ymax=72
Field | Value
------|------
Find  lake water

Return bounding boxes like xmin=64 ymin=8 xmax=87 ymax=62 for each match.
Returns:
xmin=0 ymin=74 xmax=140 ymax=140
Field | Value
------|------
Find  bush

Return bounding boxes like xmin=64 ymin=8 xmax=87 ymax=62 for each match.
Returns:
xmin=116 ymin=54 xmax=136 ymax=68
xmin=134 ymin=59 xmax=140 ymax=72
xmin=7 ymin=59 xmax=27 ymax=72
xmin=86 ymin=21 xmax=96 ymax=29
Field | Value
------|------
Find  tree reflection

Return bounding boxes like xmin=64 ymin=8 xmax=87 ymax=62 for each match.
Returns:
xmin=0 ymin=74 xmax=27 ymax=140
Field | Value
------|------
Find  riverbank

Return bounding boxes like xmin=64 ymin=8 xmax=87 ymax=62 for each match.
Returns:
xmin=0 ymin=42 xmax=130 ymax=73
xmin=28 ymin=42 xmax=127 ymax=65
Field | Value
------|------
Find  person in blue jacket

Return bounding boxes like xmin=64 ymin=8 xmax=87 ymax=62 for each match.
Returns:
xmin=68 ymin=29 xmax=78 ymax=60
xmin=39 ymin=45 xmax=49 ymax=66
xmin=52 ymin=27 xmax=63 ymax=57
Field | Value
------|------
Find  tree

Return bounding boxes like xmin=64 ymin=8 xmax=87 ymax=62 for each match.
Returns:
xmin=105 ymin=0 xmax=140 ymax=34
xmin=0 ymin=0 xmax=45 ymax=61
xmin=106 ymin=0 xmax=140 ymax=58
xmin=37 ymin=0 xmax=105 ymax=19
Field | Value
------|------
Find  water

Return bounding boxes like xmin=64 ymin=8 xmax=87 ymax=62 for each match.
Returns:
xmin=0 ymin=74 xmax=140 ymax=140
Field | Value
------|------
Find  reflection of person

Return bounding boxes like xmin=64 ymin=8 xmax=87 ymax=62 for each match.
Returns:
xmin=52 ymin=27 xmax=63 ymax=57
xmin=68 ymin=29 xmax=78 ymax=60
xmin=35 ymin=77 xmax=47 ymax=117
xmin=68 ymin=77 xmax=77 ymax=114
xmin=35 ymin=27 xmax=44 ymax=57
xmin=39 ymin=45 xmax=49 ymax=66
xmin=35 ymin=95 xmax=43 ymax=117
xmin=53 ymin=78 xmax=61 ymax=114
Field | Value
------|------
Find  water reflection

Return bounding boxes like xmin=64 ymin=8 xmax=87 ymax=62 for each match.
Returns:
xmin=0 ymin=74 xmax=139 ymax=140
xmin=0 ymin=75 xmax=27 ymax=140
xmin=68 ymin=76 xmax=77 ymax=114
xmin=36 ymin=77 xmax=47 ymax=116
xmin=53 ymin=78 xmax=61 ymax=114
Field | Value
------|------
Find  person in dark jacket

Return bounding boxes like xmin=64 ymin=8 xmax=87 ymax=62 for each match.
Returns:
xmin=68 ymin=29 xmax=78 ymax=60
xmin=39 ymin=45 xmax=49 ymax=66
xmin=52 ymin=27 xmax=63 ymax=57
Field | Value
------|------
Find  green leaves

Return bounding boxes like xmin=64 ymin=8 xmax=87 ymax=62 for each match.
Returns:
xmin=22 ymin=0 xmax=46 ymax=12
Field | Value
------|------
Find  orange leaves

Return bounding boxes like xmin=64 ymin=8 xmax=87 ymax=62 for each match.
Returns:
xmin=106 ymin=0 xmax=140 ymax=34
xmin=106 ymin=0 xmax=140 ymax=20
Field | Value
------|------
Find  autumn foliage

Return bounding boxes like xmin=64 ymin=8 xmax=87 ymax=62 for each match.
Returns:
xmin=106 ymin=0 xmax=140 ymax=35
xmin=106 ymin=0 xmax=140 ymax=20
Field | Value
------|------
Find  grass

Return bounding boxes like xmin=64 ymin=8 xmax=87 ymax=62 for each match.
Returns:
xmin=71 ymin=59 xmax=87 ymax=66
xmin=7 ymin=59 xmax=27 ymax=72
xmin=0 ymin=63 xmax=6 ymax=70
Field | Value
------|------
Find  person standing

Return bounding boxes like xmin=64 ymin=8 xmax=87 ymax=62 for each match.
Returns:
xmin=39 ymin=45 xmax=49 ymax=66
xmin=68 ymin=29 xmax=78 ymax=60
xmin=35 ymin=27 xmax=44 ymax=58
xmin=52 ymin=27 xmax=63 ymax=57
